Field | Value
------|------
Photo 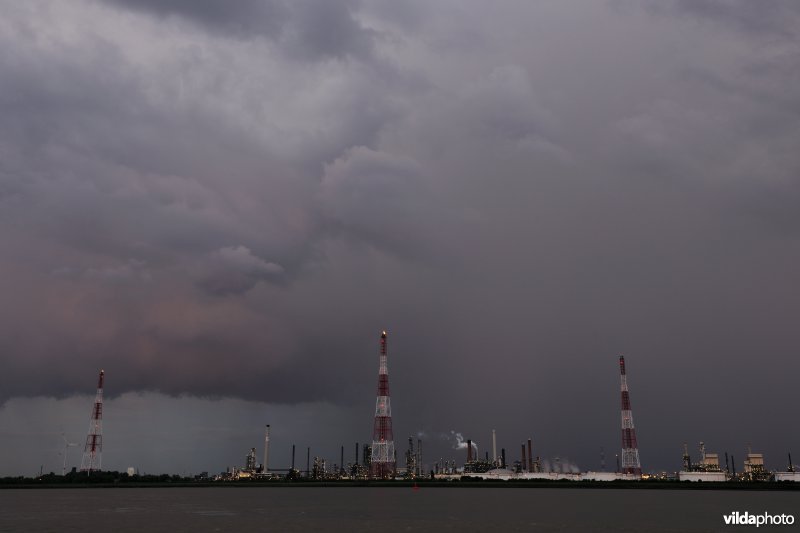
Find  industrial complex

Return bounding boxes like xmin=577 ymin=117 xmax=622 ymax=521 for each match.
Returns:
xmin=68 ymin=331 xmax=798 ymax=484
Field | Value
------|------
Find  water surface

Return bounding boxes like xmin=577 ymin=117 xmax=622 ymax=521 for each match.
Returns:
xmin=1 ymin=487 xmax=797 ymax=532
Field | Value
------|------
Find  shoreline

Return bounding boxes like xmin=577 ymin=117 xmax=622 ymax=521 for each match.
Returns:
xmin=3 ymin=480 xmax=799 ymax=491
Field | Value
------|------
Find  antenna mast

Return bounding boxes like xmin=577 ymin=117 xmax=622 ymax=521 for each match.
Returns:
xmin=80 ymin=369 xmax=104 ymax=474
xmin=370 ymin=330 xmax=396 ymax=479
xmin=619 ymin=356 xmax=641 ymax=476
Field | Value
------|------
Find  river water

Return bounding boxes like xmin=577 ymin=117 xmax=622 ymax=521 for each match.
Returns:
xmin=0 ymin=486 xmax=797 ymax=532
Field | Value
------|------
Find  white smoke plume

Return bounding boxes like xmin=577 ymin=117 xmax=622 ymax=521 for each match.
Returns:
xmin=448 ymin=430 xmax=478 ymax=456
xmin=541 ymin=457 xmax=580 ymax=473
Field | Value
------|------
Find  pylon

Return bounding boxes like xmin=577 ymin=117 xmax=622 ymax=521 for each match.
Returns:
xmin=370 ymin=331 xmax=395 ymax=479
xmin=80 ymin=369 xmax=104 ymax=473
xmin=619 ymin=356 xmax=641 ymax=476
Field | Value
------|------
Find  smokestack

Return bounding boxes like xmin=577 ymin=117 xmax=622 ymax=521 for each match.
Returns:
xmin=355 ymin=442 xmax=359 ymax=464
xmin=417 ymin=438 xmax=422 ymax=477
xmin=263 ymin=425 xmax=270 ymax=474
xmin=306 ymin=447 xmax=310 ymax=478
xmin=467 ymin=439 xmax=473 ymax=463
xmin=341 ymin=445 xmax=344 ymax=475
xmin=682 ymin=443 xmax=691 ymax=471
xmin=501 ymin=448 xmax=506 ymax=468
xmin=291 ymin=444 xmax=296 ymax=470
xmin=521 ymin=444 xmax=527 ymax=472
xmin=492 ymin=430 xmax=497 ymax=466
xmin=527 ymin=438 xmax=533 ymax=473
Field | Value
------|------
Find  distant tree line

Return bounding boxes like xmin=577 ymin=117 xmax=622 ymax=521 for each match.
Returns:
xmin=0 ymin=471 xmax=196 ymax=485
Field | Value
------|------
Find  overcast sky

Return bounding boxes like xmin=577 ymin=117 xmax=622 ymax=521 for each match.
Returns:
xmin=1 ymin=0 xmax=799 ymax=477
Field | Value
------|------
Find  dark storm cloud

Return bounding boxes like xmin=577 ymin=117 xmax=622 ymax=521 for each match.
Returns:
xmin=1 ymin=0 xmax=800 ymax=473
xmin=101 ymin=0 xmax=376 ymax=61
xmin=193 ymin=245 xmax=284 ymax=295
xmin=652 ymin=0 xmax=800 ymax=36
xmin=318 ymin=146 xmax=436 ymax=256
xmin=102 ymin=0 xmax=289 ymax=37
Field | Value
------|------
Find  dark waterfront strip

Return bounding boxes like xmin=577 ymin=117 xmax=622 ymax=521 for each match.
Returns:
xmin=3 ymin=479 xmax=799 ymax=491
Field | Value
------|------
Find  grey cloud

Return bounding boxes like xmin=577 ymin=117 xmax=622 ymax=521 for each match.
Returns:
xmin=101 ymin=0 xmax=376 ymax=61
xmin=53 ymin=260 xmax=152 ymax=284
xmin=462 ymin=65 xmax=551 ymax=142
xmin=1 ymin=0 xmax=800 ymax=473
xmin=101 ymin=0 xmax=289 ymax=37
xmin=194 ymin=245 xmax=284 ymax=295
xmin=318 ymin=146 xmax=432 ymax=255
xmin=280 ymin=1 xmax=377 ymax=62
xmin=652 ymin=0 xmax=800 ymax=36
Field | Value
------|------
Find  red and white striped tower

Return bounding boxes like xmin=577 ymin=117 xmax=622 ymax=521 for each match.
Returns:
xmin=80 ymin=369 xmax=104 ymax=474
xmin=370 ymin=330 xmax=396 ymax=479
xmin=619 ymin=356 xmax=641 ymax=476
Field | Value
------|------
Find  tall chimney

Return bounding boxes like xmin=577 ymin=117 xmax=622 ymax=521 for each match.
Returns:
xmin=527 ymin=438 xmax=533 ymax=473
xmin=466 ymin=439 xmax=473 ymax=463
xmin=263 ymin=425 xmax=270 ymax=474
xmin=521 ymin=443 xmax=527 ymax=472
xmin=492 ymin=430 xmax=497 ymax=466
xmin=417 ymin=438 xmax=422 ymax=477
xmin=291 ymin=444 xmax=296 ymax=470
xmin=501 ymin=448 xmax=506 ymax=468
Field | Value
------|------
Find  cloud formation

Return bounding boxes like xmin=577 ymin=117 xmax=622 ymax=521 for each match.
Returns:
xmin=1 ymin=0 xmax=799 ymax=472
xmin=194 ymin=245 xmax=284 ymax=295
